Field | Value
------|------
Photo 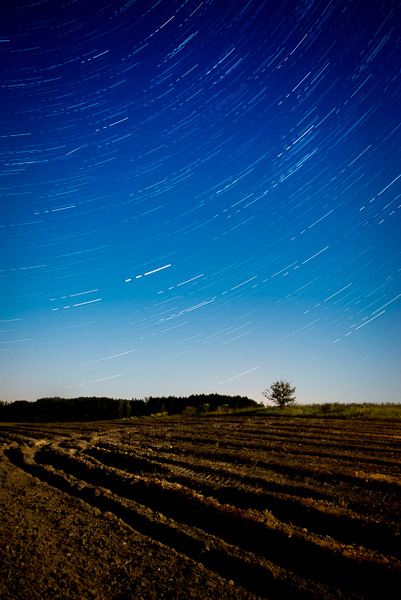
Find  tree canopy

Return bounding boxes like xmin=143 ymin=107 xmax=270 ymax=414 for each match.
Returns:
xmin=0 ymin=393 xmax=258 ymax=422
xmin=262 ymin=380 xmax=296 ymax=409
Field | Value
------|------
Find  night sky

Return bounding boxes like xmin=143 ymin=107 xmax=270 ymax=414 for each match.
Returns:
xmin=1 ymin=0 xmax=400 ymax=405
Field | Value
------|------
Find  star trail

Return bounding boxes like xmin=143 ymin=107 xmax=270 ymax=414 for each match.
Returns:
xmin=1 ymin=0 xmax=400 ymax=404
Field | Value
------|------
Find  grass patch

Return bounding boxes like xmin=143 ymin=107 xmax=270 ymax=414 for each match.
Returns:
xmin=133 ymin=403 xmax=401 ymax=421
xmin=250 ymin=402 xmax=401 ymax=420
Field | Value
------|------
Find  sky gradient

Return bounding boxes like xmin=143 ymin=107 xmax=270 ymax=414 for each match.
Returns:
xmin=1 ymin=0 xmax=400 ymax=404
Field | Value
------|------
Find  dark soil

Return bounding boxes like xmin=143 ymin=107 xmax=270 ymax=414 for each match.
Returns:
xmin=1 ymin=415 xmax=400 ymax=599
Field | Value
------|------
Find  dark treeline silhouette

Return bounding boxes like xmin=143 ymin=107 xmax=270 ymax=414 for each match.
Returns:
xmin=0 ymin=394 xmax=258 ymax=422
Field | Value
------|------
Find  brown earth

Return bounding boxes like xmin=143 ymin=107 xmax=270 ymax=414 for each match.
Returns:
xmin=1 ymin=415 xmax=400 ymax=599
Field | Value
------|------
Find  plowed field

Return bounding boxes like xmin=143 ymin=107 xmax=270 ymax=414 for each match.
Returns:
xmin=1 ymin=415 xmax=400 ymax=599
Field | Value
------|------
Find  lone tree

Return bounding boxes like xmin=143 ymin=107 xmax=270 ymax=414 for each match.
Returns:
xmin=262 ymin=379 xmax=296 ymax=409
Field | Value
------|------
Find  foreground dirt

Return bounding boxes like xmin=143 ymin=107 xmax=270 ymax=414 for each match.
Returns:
xmin=1 ymin=416 xmax=400 ymax=599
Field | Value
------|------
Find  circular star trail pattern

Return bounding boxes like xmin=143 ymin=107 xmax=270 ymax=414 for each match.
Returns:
xmin=1 ymin=0 xmax=400 ymax=403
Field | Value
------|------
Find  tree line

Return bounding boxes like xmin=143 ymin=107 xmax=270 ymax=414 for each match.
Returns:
xmin=0 ymin=394 xmax=258 ymax=422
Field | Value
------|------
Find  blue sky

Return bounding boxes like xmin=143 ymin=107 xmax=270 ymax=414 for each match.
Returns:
xmin=1 ymin=0 xmax=400 ymax=404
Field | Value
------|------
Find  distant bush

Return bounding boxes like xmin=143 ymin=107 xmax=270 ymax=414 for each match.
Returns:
xmin=149 ymin=411 xmax=169 ymax=418
xmin=182 ymin=406 xmax=197 ymax=416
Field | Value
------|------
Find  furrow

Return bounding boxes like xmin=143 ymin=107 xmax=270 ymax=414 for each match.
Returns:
xmin=3 ymin=445 xmax=338 ymax=600
xmin=82 ymin=445 xmax=401 ymax=559
xmin=16 ymin=445 xmax=401 ymax=598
